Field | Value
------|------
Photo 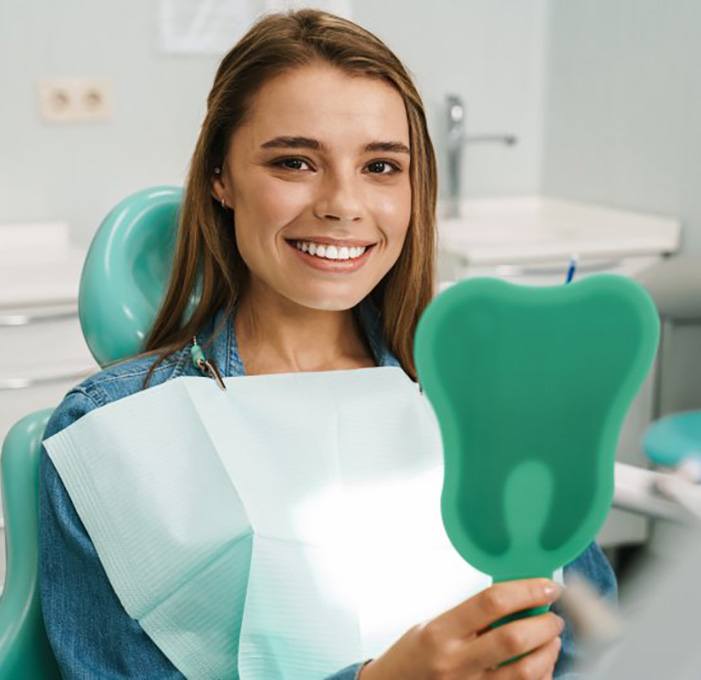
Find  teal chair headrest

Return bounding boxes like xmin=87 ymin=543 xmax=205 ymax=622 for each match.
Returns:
xmin=78 ymin=186 xmax=186 ymax=368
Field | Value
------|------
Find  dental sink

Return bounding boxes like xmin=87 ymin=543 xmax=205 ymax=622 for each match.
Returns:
xmin=437 ymin=196 xmax=680 ymax=270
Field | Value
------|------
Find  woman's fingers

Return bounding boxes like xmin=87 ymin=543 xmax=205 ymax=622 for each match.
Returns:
xmin=463 ymin=612 xmax=565 ymax=670
xmin=488 ymin=635 xmax=562 ymax=679
xmin=362 ymin=581 xmax=565 ymax=680
xmin=433 ymin=579 xmax=562 ymax=638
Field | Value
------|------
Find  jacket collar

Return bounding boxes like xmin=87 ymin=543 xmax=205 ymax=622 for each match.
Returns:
xmin=193 ymin=297 xmax=400 ymax=378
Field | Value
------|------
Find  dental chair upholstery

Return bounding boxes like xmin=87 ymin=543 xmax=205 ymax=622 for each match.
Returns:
xmin=0 ymin=409 xmax=58 ymax=679
xmin=0 ymin=186 xmax=182 ymax=679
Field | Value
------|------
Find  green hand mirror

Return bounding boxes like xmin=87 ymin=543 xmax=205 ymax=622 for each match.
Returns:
xmin=414 ymin=274 xmax=659 ymax=585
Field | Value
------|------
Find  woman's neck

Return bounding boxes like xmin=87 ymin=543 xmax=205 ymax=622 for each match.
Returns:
xmin=234 ymin=284 xmax=376 ymax=375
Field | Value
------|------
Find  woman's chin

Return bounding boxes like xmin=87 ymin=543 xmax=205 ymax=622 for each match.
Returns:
xmin=285 ymin=287 xmax=370 ymax=313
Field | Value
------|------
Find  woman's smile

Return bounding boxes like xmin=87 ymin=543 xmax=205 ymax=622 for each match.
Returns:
xmin=285 ymin=237 xmax=376 ymax=273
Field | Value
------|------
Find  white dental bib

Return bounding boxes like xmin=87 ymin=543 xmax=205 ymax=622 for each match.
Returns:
xmin=44 ymin=367 xmax=492 ymax=679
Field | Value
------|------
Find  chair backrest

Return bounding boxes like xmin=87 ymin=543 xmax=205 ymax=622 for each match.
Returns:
xmin=80 ymin=185 xmax=183 ymax=367
xmin=0 ymin=186 xmax=183 ymax=676
xmin=0 ymin=410 xmax=60 ymax=679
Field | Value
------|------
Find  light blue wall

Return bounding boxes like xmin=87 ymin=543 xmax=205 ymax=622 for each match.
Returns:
xmin=542 ymin=0 xmax=700 ymax=253
xmin=6 ymin=2 xmax=695 ymax=252
xmin=0 ymin=0 xmax=547 ymax=245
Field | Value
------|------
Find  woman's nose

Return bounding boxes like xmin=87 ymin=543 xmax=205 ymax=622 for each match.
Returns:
xmin=313 ymin=170 xmax=363 ymax=223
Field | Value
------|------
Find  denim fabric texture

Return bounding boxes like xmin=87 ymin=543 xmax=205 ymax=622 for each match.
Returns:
xmin=39 ymin=299 xmax=616 ymax=678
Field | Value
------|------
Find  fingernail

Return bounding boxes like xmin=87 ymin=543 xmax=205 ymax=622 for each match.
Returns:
xmin=557 ymin=615 xmax=566 ymax=632
xmin=543 ymin=581 xmax=562 ymax=599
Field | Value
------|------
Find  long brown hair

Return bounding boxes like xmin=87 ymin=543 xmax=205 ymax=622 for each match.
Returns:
xmin=142 ymin=8 xmax=437 ymax=387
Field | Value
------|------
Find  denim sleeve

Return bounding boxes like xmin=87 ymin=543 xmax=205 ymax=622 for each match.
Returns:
xmin=552 ymin=541 xmax=617 ymax=678
xmin=325 ymin=661 xmax=370 ymax=679
xmin=39 ymin=389 xmax=185 ymax=679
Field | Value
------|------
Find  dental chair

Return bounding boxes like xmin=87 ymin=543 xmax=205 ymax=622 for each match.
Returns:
xmin=0 ymin=186 xmax=182 ymax=679
xmin=638 ymin=258 xmax=701 ymax=474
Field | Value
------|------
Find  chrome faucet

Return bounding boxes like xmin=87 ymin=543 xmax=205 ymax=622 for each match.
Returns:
xmin=445 ymin=94 xmax=518 ymax=219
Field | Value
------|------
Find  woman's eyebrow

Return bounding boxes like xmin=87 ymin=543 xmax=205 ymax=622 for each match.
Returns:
xmin=260 ymin=136 xmax=410 ymax=154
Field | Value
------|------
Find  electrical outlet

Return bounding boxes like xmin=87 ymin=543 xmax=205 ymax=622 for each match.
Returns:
xmin=38 ymin=78 xmax=112 ymax=122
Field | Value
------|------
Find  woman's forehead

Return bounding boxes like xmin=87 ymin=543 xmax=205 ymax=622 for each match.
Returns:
xmin=237 ymin=65 xmax=409 ymax=150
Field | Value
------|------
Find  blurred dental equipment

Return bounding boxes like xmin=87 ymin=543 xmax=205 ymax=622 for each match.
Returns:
xmin=564 ymin=254 xmax=578 ymax=284
xmin=613 ymin=461 xmax=701 ymax=524
xmin=557 ymin=572 xmax=623 ymax=649
xmin=553 ymin=463 xmax=701 ymax=676
xmin=583 ymin=526 xmax=701 ymax=679
xmin=653 ymin=457 xmax=701 ymax=519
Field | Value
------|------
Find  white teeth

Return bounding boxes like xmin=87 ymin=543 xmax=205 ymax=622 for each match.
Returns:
xmin=293 ymin=240 xmax=368 ymax=261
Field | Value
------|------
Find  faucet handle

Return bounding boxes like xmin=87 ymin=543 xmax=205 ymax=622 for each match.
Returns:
xmin=446 ymin=94 xmax=464 ymax=124
xmin=464 ymin=133 xmax=518 ymax=146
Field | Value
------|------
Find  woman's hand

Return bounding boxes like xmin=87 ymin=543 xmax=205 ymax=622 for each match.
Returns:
xmin=358 ymin=578 xmax=564 ymax=679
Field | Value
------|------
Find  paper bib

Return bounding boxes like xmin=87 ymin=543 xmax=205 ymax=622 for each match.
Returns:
xmin=45 ymin=367 xmax=492 ymax=679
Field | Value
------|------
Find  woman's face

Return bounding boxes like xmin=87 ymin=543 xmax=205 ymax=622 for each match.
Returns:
xmin=213 ymin=63 xmax=412 ymax=311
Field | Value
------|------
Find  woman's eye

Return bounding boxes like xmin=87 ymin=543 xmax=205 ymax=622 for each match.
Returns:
xmin=366 ymin=160 xmax=401 ymax=175
xmin=271 ymin=157 xmax=401 ymax=175
xmin=274 ymin=158 xmax=312 ymax=171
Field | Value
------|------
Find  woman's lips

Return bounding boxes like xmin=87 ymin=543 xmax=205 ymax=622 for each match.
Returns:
xmin=286 ymin=236 xmax=376 ymax=247
xmin=285 ymin=239 xmax=375 ymax=273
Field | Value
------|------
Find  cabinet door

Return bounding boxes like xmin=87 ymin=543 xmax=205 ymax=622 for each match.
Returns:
xmin=0 ymin=304 xmax=97 ymax=590
xmin=0 ymin=305 xmax=95 ymax=376
xmin=0 ymin=305 xmax=97 ymax=521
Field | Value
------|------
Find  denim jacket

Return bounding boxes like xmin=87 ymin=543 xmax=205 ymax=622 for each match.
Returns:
xmin=39 ymin=299 xmax=616 ymax=679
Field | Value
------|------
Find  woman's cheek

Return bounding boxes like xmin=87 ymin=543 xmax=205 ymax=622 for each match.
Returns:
xmin=257 ymin=179 xmax=311 ymax=226
xmin=375 ymin=189 xmax=411 ymax=242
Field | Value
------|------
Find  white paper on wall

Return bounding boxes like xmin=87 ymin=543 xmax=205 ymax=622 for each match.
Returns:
xmin=158 ymin=0 xmax=353 ymax=55
xmin=263 ymin=0 xmax=352 ymax=19
xmin=158 ymin=0 xmax=261 ymax=55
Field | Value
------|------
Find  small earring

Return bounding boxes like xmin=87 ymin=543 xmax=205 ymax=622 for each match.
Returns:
xmin=220 ymin=197 xmax=226 ymax=209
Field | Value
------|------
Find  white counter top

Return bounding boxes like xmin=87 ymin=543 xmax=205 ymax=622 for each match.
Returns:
xmin=0 ymin=222 xmax=86 ymax=308
xmin=438 ymin=196 xmax=681 ymax=265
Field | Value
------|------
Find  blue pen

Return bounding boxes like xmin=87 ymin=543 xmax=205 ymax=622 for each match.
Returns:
xmin=565 ymin=255 xmax=578 ymax=284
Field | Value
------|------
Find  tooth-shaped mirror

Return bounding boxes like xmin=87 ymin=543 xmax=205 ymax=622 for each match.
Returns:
xmin=414 ymin=275 xmax=659 ymax=582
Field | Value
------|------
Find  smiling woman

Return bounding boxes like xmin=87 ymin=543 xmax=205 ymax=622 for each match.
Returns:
xmin=210 ymin=64 xmax=413 ymax=372
xmin=38 ymin=8 xmax=615 ymax=680
xmin=141 ymin=10 xmax=438 ymax=381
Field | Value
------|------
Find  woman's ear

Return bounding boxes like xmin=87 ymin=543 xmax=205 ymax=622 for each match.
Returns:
xmin=211 ymin=168 xmax=233 ymax=210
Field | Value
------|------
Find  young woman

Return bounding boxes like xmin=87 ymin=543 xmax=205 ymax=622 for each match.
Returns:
xmin=39 ymin=9 xmax=615 ymax=679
